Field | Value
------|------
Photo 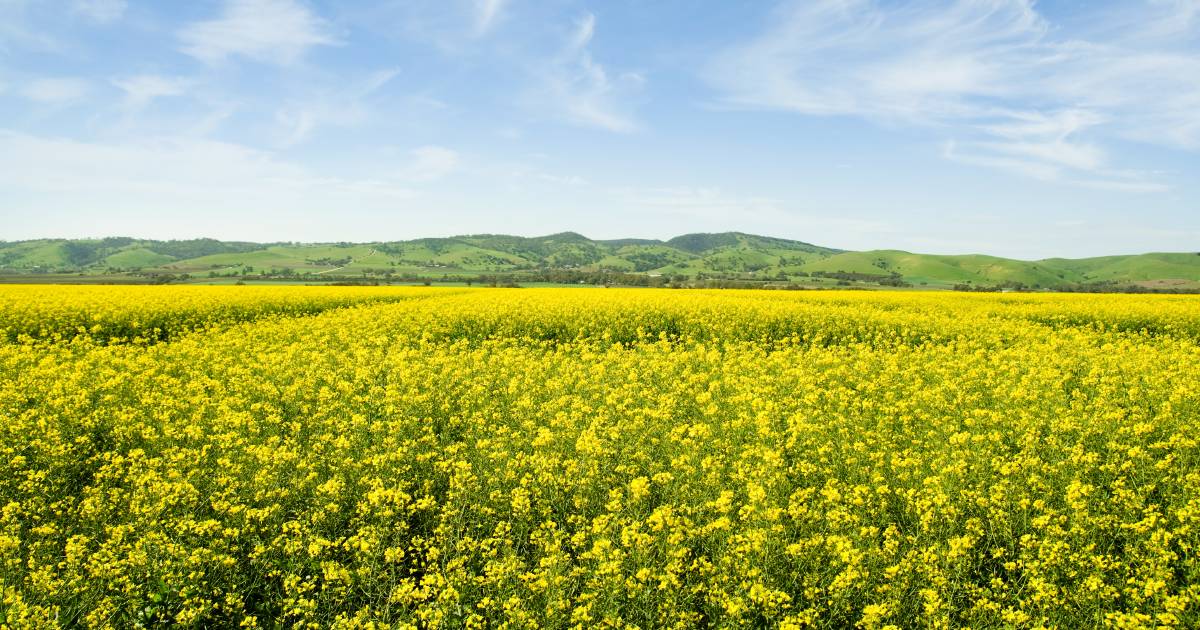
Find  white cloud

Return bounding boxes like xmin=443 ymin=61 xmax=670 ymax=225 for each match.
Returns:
xmin=496 ymin=126 xmax=522 ymax=140
xmin=179 ymin=0 xmax=338 ymax=65
xmin=403 ymin=146 xmax=460 ymax=182
xmin=535 ymin=172 xmax=586 ymax=186
xmin=708 ymin=0 xmax=1200 ymax=190
xmin=21 ymin=77 xmax=89 ymax=104
xmin=535 ymin=13 xmax=643 ymax=133
xmin=274 ymin=68 xmax=399 ymax=145
xmin=951 ymin=109 xmax=1108 ymax=176
xmin=73 ymin=0 xmax=126 ymax=23
xmin=346 ymin=1 xmax=512 ymax=52
xmin=943 ymin=140 xmax=1076 ymax=182
xmin=111 ymin=75 xmax=191 ymax=110
xmin=567 ymin=11 xmax=595 ymax=50
xmin=0 ymin=130 xmax=417 ymax=238
xmin=1075 ymin=180 xmax=1172 ymax=194
xmin=709 ymin=0 xmax=1047 ymax=119
xmin=1140 ymin=0 xmax=1200 ymax=38
xmin=943 ymin=137 xmax=1169 ymax=193
xmin=0 ymin=1 xmax=59 ymax=53
xmin=474 ymin=0 xmax=506 ymax=35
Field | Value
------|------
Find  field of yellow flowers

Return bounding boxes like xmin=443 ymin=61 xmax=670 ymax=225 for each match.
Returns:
xmin=2 ymin=286 xmax=1200 ymax=628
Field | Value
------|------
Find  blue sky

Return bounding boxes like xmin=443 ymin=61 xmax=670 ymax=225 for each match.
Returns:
xmin=1 ymin=0 xmax=1197 ymax=259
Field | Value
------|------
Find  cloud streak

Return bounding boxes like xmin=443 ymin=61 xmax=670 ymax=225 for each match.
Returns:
xmin=707 ymin=0 xmax=1199 ymax=190
xmin=0 ymin=130 xmax=419 ymax=240
xmin=473 ymin=0 xmax=506 ymax=35
xmin=402 ymin=146 xmax=461 ymax=182
xmin=535 ymin=13 xmax=644 ymax=133
xmin=274 ymin=68 xmax=399 ymax=146
xmin=179 ymin=0 xmax=338 ymax=65
xmin=21 ymin=77 xmax=90 ymax=104
xmin=112 ymin=75 xmax=191 ymax=111
xmin=72 ymin=0 xmax=126 ymax=24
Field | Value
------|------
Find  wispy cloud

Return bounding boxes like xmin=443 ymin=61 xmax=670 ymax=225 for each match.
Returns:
xmin=708 ymin=0 xmax=1199 ymax=190
xmin=344 ymin=0 xmax=515 ymax=54
xmin=941 ymin=108 xmax=1169 ymax=192
xmin=274 ymin=68 xmax=399 ymax=145
xmin=402 ymin=145 xmax=461 ymax=182
xmin=0 ymin=1 xmax=61 ymax=53
xmin=709 ymin=0 xmax=1046 ymax=119
xmin=0 ymin=130 xmax=418 ymax=239
xmin=536 ymin=13 xmax=644 ymax=133
xmin=72 ymin=0 xmax=126 ymax=24
xmin=1139 ymin=0 xmax=1200 ymax=38
xmin=179 ymin=0 xmax=339 ymax=65
xmin=111 ymin=75 xmax=191 ymax=111
xmin=21 ymin=77 xmax=90 ymax=104
xmin=473 ymin=0 xmax=506 ymax=35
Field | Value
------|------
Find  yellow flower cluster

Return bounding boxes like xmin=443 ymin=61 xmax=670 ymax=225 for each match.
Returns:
xmin=0 ymin=284 xmax=453 ymax=344
xmin=1 ymin=286 xmax=1199 ymax=628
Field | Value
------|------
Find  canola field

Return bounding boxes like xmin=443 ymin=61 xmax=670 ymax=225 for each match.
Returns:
xmin=2 ymin=286 xmax=1200 ymax=629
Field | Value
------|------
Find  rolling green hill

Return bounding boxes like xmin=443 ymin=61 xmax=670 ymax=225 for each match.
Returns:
xmin=800 ymin=251 xmax=1082 ymax=286
xmin=2 ymin=233 xmax=1198 ymax=290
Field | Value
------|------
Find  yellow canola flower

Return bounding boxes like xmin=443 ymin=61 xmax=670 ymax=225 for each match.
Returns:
xmin=0 ymin=286 xmax=1198 ymax=627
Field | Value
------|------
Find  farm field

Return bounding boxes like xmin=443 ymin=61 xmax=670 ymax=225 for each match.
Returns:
xmin=2 ymin=286 xmax=1200 ymax=628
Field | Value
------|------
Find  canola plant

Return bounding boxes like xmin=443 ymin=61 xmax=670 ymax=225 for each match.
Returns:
xmin=1 ymin=286 xmax=1199 ymax=628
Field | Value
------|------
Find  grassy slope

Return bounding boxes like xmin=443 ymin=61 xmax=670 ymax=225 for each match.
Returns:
xmin=0 ymin=239 xmax=273 ymax=272
xmin=802 ymin=251 xmax=1087 ymax=286
xmin=104 ymin=248 xmax=176 ymax=269
xmin=654 ymin=233 xmax=838 ymax=276
xmin=590 ymin=244 xmax=696 ymax=272
xmin=0 ymin=241 xmax=71 ymax=268
xmin=2 ymin=234 xmax=1198 ymax=286
xmin=162 ymin=245 xmax=389 ymax=272
xmin=1042 ymin=253 xmax=1200 ymax=282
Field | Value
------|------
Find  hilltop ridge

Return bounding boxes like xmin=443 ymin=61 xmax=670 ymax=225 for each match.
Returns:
xmin=2 ymin=232 xmax=1198 ymax=290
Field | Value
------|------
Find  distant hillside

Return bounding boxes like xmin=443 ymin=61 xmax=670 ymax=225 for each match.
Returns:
xmin=2 ymin=233 xmax=1198 ymax=290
